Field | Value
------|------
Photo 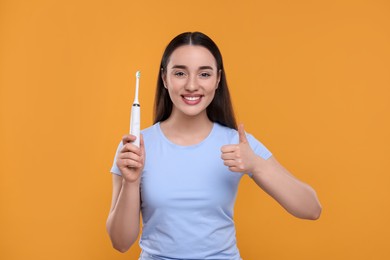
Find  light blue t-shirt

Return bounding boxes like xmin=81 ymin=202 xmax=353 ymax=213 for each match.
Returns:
xmin=110 ymin=122 xmax=272 ymax=260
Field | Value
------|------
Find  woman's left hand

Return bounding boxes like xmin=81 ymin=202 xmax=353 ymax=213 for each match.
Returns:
xmin=222 ymin=125 xmax=322 ymax=220
xmin=221 ymin=124 xmax=263 ymax=174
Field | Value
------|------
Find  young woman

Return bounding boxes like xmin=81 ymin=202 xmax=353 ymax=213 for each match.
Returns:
xmin=106 ymin=32 xmax=322 ymax=260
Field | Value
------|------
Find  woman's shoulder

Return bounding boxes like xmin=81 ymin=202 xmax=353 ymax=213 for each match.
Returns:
xmin=214 ymin=122 xmax=236 ymax=134
xmin=141 ymin=123 xmax=156 ymax=133
xmin=140 ymin=123 xmax=160 ymax=139
xmin=212 ymin=122 xmax=239 ymax=143
xmin=213 ymin=123 xmax=268 ymax=149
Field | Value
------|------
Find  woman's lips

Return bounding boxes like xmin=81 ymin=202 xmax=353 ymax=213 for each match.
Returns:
xmin=182 ymin=95 xmax=203 ymax=105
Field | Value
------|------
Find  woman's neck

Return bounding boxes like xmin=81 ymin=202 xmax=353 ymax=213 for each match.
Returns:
xmin=160 ymin=111 xmax=214 ymax=146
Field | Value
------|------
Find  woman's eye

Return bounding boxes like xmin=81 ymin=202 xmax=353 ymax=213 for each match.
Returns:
xmin=200 ymin=72 xmax=211 ymax=78
xmin=174 ymin=71 xmax=186 ymax=77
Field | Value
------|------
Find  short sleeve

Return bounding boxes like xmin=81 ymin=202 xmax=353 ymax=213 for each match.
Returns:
xmin=246 ymin=133 xmax=272 ymax=160
xmin=110 ymin=141 xmax=123 ymax=176
xmin=246 ymin=133 xmax=272 ymax=177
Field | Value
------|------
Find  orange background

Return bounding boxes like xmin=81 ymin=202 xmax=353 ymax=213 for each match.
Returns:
xmin=1 ymin=0 xmax=389 ymax=259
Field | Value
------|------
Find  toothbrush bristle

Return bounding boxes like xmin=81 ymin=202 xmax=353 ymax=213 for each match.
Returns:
xmin=136 ymin=71 xmax=141 ymax=78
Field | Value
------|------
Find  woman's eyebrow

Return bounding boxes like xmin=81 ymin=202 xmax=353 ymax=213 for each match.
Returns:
xmin=199 ymin=66 xmax=214 ymax=70
xmin=170 ymin=65 xmax=215 ymax=70
xmin=171 ymin=65 xmax=187 ymax=69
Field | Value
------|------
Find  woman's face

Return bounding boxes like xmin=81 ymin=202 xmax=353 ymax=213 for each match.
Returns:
xmin=163 ymin=45 xmax=220 ymax=119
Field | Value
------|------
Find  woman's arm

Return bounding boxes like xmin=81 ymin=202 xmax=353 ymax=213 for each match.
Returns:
xmin=106 ymin=134 xmax=145 ymax=252
xmin=251 ymin=156 xmax=322 ymax=220
xmin=221 ymin=124 xmax=322 ymax=220
xmin=106 ymin=175 xmax=141 ymax=252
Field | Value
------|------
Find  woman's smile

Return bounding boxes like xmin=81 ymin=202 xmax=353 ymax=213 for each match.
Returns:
xmin=182 ymin=94 xmax=203 ymax=105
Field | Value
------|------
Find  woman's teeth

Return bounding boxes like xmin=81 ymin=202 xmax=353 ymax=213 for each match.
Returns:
xmin=183 ymin=96 xmax=200 ymax=101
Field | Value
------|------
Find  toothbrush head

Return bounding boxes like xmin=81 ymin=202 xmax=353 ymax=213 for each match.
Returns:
xmin=133 ymin=70 xmax=141 ymax=104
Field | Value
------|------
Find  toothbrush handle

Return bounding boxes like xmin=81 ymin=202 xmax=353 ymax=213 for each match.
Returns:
xmin=130 ymin=105 xmax=140 ymax=147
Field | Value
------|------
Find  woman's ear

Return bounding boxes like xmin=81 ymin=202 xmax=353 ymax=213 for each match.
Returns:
xmin=216 ymin=69 xmax=222 ymax=89
xmin=161 ymin=68 xmax=167 ymax=89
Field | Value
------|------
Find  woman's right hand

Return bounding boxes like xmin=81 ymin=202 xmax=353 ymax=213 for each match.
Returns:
xmin=116 ymin=134 xmax=145 ymax=183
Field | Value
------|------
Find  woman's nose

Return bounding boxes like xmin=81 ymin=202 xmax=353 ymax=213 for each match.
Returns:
xmin=185 ymin=76 xmax=199 ymax=92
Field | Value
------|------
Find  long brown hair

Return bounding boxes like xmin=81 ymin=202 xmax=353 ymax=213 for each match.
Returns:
xmin=154 ymin=32 xmax=237 ymax=130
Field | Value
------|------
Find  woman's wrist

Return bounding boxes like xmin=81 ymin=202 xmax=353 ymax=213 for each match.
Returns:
xmin=250 ymin=156 xmax=271 ymax=179
xmin=122 ymin=177 xmax=141 ymax=188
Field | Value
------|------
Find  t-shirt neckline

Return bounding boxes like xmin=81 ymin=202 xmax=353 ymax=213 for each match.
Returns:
xmin=156 ymin=122 xmax=217 ymax=149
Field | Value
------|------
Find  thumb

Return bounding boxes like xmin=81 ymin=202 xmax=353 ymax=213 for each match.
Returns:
xmin=238 ymin=123 xmax=248 ymax=144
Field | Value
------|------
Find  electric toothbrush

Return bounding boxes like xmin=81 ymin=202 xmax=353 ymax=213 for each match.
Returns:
xmin=130 ymin=71 xmax=141 ymax=147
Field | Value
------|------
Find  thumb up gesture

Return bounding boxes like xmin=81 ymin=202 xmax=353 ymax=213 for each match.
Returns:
xmin=221 ymin=124 xmax=261 ymax=174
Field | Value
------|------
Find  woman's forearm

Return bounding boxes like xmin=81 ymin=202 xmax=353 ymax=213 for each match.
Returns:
xmin=106 ymin=180 xmax=141 ymax=252
xmin=252 ymin=156 xmax=322 ymax=220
